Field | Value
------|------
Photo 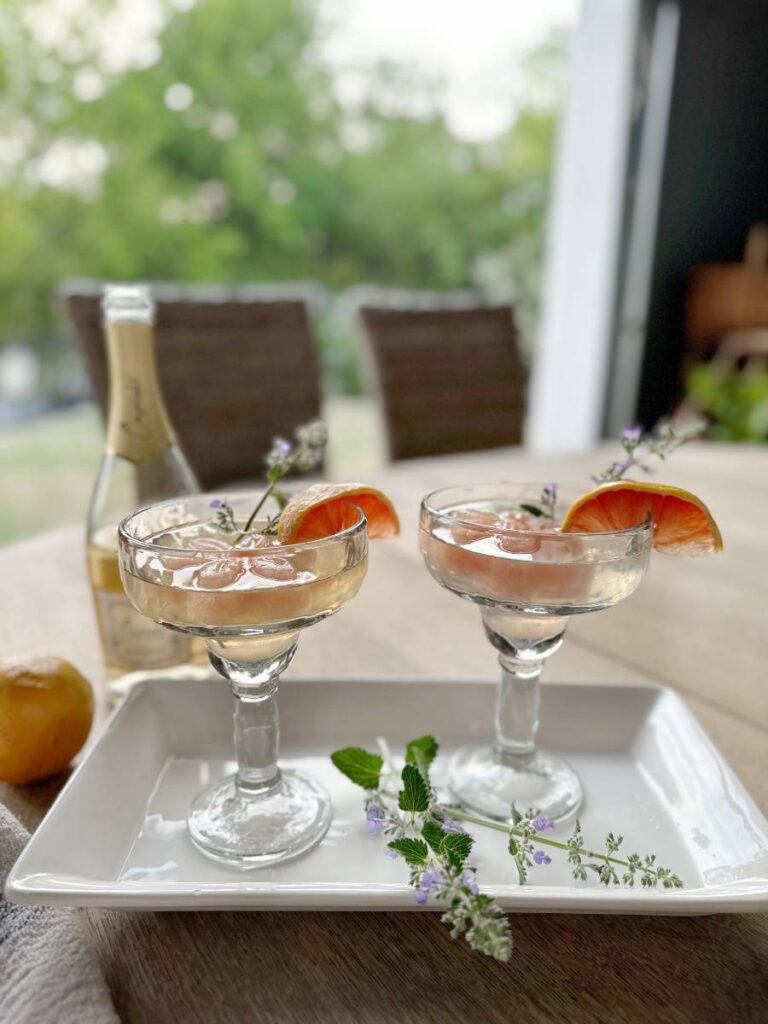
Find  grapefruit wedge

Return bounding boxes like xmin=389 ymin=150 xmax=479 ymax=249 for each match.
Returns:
xmin=277 ymin=483 xmax=400 ymax=543
xmin=561 ymin=481 xmax=723 ymax=555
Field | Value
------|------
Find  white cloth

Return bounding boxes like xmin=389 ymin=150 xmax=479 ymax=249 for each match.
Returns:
xmin=0 ymin=804 xmax=119 ymax=1024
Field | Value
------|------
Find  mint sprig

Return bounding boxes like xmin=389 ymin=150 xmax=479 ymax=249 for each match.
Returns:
xmin=421 ymin=819 xmax=447 ymax=854
xmin=405 ymin=734 xmax=438 ymax=781
xmin=330 ymin=747 xmax=382 ymax=790
xmin=398 ymin=763 xmax=430 ymax=813
xmin=515 ymin=482 xmax=557 ymax=520
xmin=387 ymin=837 xmax=429 ymax=865
xmin=442 ymin=831 xmax=474 ymax=870
xmin=519 ymin=503 xmax=545 ymax=517
xmin=331 ymin=734 xmax=683 ymax=963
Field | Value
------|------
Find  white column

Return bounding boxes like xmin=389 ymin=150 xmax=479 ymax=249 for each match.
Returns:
xmin=527 ymin=0 xmax=639 ymax=452
xmin=606 ymin=2 xmax=680 ymax=435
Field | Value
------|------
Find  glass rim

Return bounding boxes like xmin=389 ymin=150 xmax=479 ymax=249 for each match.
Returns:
xmin=420 ymin=482 xmax=655 ymax=540
xmin=118 ymin=492 xmax=368 ymax=557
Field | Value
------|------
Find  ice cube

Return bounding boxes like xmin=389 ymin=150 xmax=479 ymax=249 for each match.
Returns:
xmin=192 ymin=559 xmax=246 ymax=589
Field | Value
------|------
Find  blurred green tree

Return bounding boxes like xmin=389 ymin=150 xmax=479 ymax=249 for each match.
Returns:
xmin=685 ymin=363 xmax=768 ymax=442
xmin=0 ymin=0 xmax=566 ymax=389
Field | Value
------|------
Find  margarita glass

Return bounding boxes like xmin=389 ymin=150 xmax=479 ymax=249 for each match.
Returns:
xmin=420 ymin=483 xmax=653 ymax=822
xmin=118 ymin=493 xmax=367 ymax=867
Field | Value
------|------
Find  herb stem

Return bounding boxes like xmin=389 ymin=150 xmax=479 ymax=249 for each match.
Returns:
xmin=233 ymin=479 xmax=277 ymax=545
xmin=375 ymin=748 xmax=670 ymax=885
xmin=377 ymin=736 xmax=395 ymax=767
xmin=448 ymin=808 xmax=648 ymax=876
xmin=221 ymin=420 xmax=327 ymax=546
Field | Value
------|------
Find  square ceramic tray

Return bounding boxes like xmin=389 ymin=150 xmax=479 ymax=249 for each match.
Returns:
xmin=7 ymin=676 xmax=768 ymax=912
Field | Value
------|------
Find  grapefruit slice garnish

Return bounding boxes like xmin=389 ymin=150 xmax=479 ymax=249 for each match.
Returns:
xmin=560 ymin=481 xmax=723 ymax=555
xmin=277 ymin=483 xmax=400 ymax=543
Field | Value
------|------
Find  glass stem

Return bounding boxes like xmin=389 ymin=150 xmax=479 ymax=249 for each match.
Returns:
xmin=232 ymin=680 xmax=281 ymax=794
xmin=494 ymin=654 xmax=542 ymax=763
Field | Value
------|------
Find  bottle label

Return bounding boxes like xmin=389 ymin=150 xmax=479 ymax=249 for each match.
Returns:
xmin=104 ymin=321 xmax=178 ymax=463
xmin=94 ymin=587 xmax=189 ymax=670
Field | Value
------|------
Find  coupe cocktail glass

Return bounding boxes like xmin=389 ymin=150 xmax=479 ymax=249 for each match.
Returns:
xmin=118 ymin=493 xmax=367 ymax=867
xmin=420 ymin=483 xmax=653 ymax=822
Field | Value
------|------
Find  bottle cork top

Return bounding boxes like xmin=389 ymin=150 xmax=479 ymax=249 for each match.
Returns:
xmin=102 ymin=284 xmax=155 ymax=325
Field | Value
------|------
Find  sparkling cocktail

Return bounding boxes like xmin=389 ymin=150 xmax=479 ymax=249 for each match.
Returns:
xmin=420 ymin=483 xmax=653 ymax=822
xmin=119 ymin=493 xmax=368 ymax=867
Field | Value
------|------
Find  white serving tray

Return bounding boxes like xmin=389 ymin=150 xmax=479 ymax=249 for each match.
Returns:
xmin=6 ymin=677 xmax=768 ymax=913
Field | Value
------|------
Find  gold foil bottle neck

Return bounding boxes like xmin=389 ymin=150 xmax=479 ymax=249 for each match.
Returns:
xmin=104 ymin=320 xmax=178 ymax=463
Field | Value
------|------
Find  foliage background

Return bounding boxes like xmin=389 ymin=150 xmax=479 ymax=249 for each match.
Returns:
xmin=0 ymin=0 xmax=566 ymax=394
xmin=685 ymin=364 xmax=768 ymax=442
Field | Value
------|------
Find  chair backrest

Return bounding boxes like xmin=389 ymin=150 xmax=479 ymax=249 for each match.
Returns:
xmin=359 ymin=302 xmax=525 ymax=461
xmin=63 ymin=282 xmax=323 ymax=489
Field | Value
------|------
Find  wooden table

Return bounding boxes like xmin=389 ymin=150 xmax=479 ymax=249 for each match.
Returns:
xmin=2 ymin=444 xmax=767 ymax=1023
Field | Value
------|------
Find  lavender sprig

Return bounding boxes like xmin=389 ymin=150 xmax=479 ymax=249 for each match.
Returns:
xmin=213 ymin=419 xmax=327 ymax=544
xmin=331 ymin=735 xmax=682 ymax=962
xmin=592 ymin=419 xmax=706 ymax=485
xmin=509 ymin=418 xmax=702 ymax=527
xmin=519 ymin=481 xmax=558 ymax=520
xmin=507 ymin=805 xmax=550 ymax=883
xmin=451 ymin=807 xmax=682 ymax=890
xmin=208 ymin=497 xmax=236 ymax=532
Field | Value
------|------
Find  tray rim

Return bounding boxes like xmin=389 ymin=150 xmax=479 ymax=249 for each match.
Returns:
xmin=6 ymin=675 xmax=768 ymax=913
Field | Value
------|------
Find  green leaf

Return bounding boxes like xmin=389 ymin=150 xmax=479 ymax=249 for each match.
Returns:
xmin=443 ymin=831 xmax=474 ymax=869
xmin=398 ymin=763 xmax=430 ymax=813
xmin=405 ymin=735 xmax=439 ymax=783
xmin=519 ymin=503 xmax=544 ymax=517
xmin=330 ymin=747 xmax=383 ymax=790
xmin=387 ymin=838 xmax=429 ymax=866
xmin=421 ymin=820 xmax=445 ymax=854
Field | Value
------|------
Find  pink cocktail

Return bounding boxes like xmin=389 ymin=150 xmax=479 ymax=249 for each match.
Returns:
xmin=420 ymin=484 xmax=652 ymax=822
xmin=119 ymin=493 xmax=368 ymax=867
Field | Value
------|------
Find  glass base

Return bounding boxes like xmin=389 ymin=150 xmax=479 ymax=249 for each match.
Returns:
xmin=448 ymin=743 xmax=582 ymax=823
xmin=188 ymin=769 xmax=332 ymax=868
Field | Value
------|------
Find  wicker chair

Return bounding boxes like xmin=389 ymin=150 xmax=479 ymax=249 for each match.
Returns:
xmin=63 ymin=281 xmax=323 ymax=489
xmin=359 ymin=300 xmax=526 ymax=461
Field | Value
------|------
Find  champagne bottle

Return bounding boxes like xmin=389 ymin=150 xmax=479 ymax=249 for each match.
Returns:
xmin=86 ymin=283 xmax=201 ymax=698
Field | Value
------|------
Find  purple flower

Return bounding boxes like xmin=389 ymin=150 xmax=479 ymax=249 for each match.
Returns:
xmin=209 ymin=498 xmax=225 ymax=509
xmin=366 ymin=803 xmax=387 ymax=835
xmin=413 ymin=868 xmax=444 ymax=904
xmin=441 ymin=816 xmax=464 ymax=835
xmin=533 ymin=849 xmax=552 ymax=866
xmin=418 ymin=867 xmax=444 ymax=895
xmin=265 ymin=436 xmax=294 ymax=470
xmin=383 ymin=846 xmax=399 ymax=859
xmin=533 ymin=816 xmax=555 ymax=832
xmin=542 ymin=482 xmax=558 ymax=501
xmin=461 ymin=870 xmax=479 ymax=895
xmin=621 ymin=424 xmax=644 ymax=444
